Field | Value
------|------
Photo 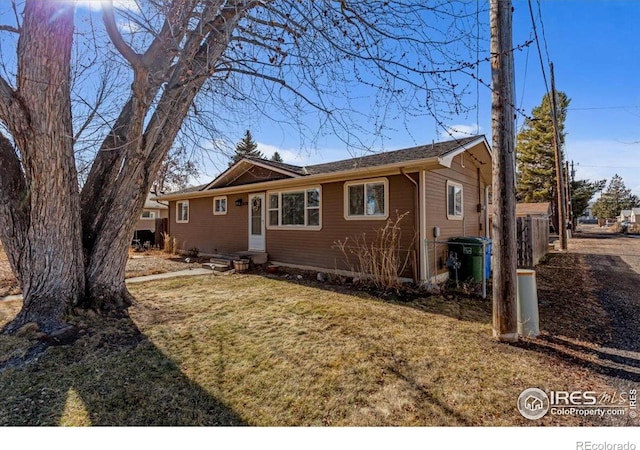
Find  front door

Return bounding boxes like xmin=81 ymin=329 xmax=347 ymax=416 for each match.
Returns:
xmin=248 ymin=193 xmax=266 ymax=251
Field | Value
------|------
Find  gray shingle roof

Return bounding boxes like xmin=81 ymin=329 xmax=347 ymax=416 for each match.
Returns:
xmin=154 ymin=135 xmax=484 ymax=199
xmin=303 ymin=135 xmax=480 ymax=174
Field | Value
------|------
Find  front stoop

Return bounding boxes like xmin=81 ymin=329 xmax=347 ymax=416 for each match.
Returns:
xmin=202 ymin=252 xmax=268 ymax=271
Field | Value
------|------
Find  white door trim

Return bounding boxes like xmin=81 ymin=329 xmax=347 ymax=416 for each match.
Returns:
xmin=248 ymin=193 xmax=266 ymax=251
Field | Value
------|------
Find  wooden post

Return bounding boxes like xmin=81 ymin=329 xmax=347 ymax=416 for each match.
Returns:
xmin=565 ymin=160 xmax=573 ymax=231
xmin=490 ymin=0 xmax=518 ymax=342
xmin=549 ymin=62 xmax=568 ymax=250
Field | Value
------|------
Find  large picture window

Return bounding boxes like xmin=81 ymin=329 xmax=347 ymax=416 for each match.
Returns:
xmin=344 ymin=178 xmax=388 ymax=220
xmin=141 ymin=210 xmax=155 ymax=220
xmin=267 ymin=187 xmax=321 ymax=229
xmin=447 ymin=181 xmax=463 ymax=220
xmin=176 ymin=200 xmax=189 ymax=223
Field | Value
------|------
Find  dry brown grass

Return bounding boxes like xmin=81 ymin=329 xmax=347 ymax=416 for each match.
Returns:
xmin=0 ymin=273 xmax=618 ymax=426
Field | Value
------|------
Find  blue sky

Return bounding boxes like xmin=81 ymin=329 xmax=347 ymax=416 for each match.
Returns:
xmin=193 ymin=1 xmax=640 ymax=197
xmin=2 ymin=1 xmax=638 ymax=195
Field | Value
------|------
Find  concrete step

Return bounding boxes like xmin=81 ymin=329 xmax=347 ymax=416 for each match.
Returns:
xmin=202 ymin=262 xmax=231 ymax=272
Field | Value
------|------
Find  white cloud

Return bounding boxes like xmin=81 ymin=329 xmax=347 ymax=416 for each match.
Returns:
xmin=440 ymin=123 xmax=482 ymax=139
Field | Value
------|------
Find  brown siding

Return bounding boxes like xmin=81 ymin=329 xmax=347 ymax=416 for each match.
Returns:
xmin=169 ymin=196 xmax=248 ymax=254
xmin=424 ymin=149 xmax=491 ymax=276
xmin=228 ymin=166 xmax=289 ymax=186
xmin=266 ymin=174 xmax=418 ymax=277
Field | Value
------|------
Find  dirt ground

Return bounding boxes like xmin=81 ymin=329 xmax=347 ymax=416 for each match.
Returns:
xmin=0 ymin=248 xmax=193 ymax=297
xmin=531 ymin=224 xmax=640 ymax=414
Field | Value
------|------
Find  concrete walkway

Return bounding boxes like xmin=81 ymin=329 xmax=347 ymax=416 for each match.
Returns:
xmin=0 ymin=268 xmax=214 ymax=302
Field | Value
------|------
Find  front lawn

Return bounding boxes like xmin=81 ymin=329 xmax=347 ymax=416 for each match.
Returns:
xmin=0 ymin=273 xmax=613 ymax=426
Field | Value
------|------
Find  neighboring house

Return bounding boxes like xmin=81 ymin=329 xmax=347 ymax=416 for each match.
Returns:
xmin=578 ymin=201 xmax=596 ymax=223
xmin=155 ymin=135 xmax=493 ymax=283
xmin=618 ymin=209 xmax=632 ymax=223
xmin=629 ymin=208 xmax=640 ymax=223
xmin=133 ymin=193 xmax=169 ymax=245
xmin=516 ymin=202 xmax=551 ymax=219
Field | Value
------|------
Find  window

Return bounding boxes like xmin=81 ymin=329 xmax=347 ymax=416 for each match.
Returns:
xmin=447 ymin=181 xmax=463 ymax=220
xmin=141 ymin=210 xmax=155 ymax=220
xmin=267 ymin=187 xmax=321 ymax=229
xmin=213 ymin=196 xmax=227 ymax=215
xmin=344 ymin=178 xmax=388 ymax=220
xmin=176 ymin=200 xmax=189 ymax=223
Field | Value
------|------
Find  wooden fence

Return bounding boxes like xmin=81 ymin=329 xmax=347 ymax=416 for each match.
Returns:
xmin=516 ymin=216 xmax=549 ymax=268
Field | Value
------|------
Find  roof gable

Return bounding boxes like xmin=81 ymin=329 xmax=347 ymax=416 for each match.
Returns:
xmin=204 ymin=158 xmax=302 ymax=189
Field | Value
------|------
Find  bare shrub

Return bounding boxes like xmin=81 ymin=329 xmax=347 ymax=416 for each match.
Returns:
xmin=171 ymin=237 xmax=178 ymax=255
xmin=334 ymin=212 xmax=414 ymax=291
xmin=162 ymin=233 xmax=173 ymax=254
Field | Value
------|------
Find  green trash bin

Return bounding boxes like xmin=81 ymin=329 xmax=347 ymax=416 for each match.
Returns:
xmin=448 ymin=237 xmax=488 ymax=283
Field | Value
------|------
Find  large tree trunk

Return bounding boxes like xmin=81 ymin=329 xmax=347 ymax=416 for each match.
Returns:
xmin=0 ymin=1 xmax=84 ymax=333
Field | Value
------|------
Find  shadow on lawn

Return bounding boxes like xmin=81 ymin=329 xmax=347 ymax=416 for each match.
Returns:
xmin=0 ymin=315 xmax=246 ymax=426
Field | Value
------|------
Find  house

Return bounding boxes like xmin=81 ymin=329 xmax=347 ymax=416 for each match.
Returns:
xmin=516 ymin=202 xmax=551 ymax=219
xmin=133 ymin=192 xmax=169 ymax=246
xmin=629 ymin=208 xmax=640 ymax=224
xmin=155 ymin=135 xmax=492 ymax=283
xmin=618 ymin=209 xmax=632 ymax=223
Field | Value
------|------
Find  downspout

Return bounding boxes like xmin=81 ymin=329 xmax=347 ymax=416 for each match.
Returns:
xmin=401 ymin=168 xmax=419 ymax=283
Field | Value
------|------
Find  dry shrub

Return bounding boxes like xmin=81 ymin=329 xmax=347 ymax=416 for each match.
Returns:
xmin=334 ymin=211 xmax=414 ymax=291
xmin=161 ymin=233 xmax=173 ymax=254
xmin=171 ymin=237 xmax=178 ymax=255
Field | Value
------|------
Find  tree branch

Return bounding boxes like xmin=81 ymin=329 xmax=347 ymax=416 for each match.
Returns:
xmin=0 ymin=24 xmax=19 ymax=33
xmin=101 ymin=0 xmax=143 ymax=71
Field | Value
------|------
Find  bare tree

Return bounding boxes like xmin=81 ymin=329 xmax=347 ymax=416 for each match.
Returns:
xmin=0 ymin=0 xmax=482 ymax=334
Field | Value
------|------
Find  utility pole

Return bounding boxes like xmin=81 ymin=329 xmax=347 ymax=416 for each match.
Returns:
xmin=549 ymin=62 xmax=568 ymax=250
xmin=565 ymin=160 xmax=573 ymax=232
xmin=490 ymin=0 xmax=518 ymax=342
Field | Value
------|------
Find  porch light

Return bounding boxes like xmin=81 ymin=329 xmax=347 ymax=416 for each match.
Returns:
xmin=235 ymin=198 xmax=244 ymax=207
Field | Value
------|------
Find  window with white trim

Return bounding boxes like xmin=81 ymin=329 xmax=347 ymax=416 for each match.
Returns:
xmin=267 ymin=187 xmax=321 ymax=229
xmin=447 ymin=181 xmax=463 ymax=219
xmin=176 ymin=200 xmax=189 ymax=223
xmin=344 ymin=178 xmax=388 ymax=220
xmin=213 ymin=196 xmax=227 ymax=215
xmin=141 ymin=210 xmax=155 ymax=220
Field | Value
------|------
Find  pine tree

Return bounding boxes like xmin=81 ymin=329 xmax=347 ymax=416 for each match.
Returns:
xmin=230 ymin=130 xmax=263 ymax=165
xmin=570 ymin=178 xmax=605 ymax=228
xmin=516 ymin=91 xmax=570 ymax=230
xmin=271 ymin=151 xmax=284 ymax=163
xmin=591 ymin=174 xmax=640 ymax=220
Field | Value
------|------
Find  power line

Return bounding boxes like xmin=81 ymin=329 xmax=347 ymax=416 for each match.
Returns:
xmin=535 ymin=0 xmax=552 ymax=66
xmin=527 ymin=0 xmax=550 ymax=95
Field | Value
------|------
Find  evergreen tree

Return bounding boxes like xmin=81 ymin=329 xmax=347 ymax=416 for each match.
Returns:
xmin=591 ymin=174 xmax=640 ymax=219
xmin=271 ymin=151 xmax=284 ymax=163
xmin=516 ymin=91 xmax=570 ymax=230
xmin=230 ymin=130 xmax=263 ymax=165
xmin=570 ymin=178 xmax=605 ymax=228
